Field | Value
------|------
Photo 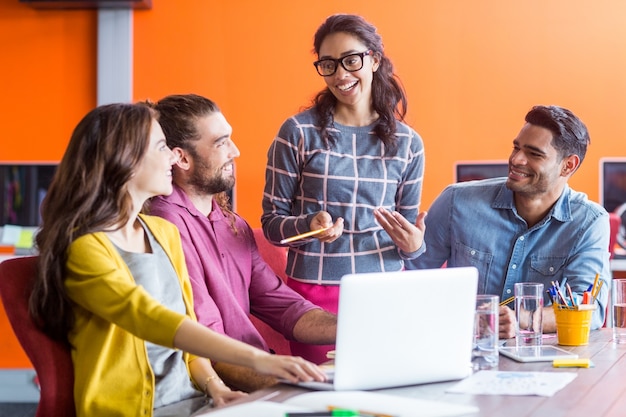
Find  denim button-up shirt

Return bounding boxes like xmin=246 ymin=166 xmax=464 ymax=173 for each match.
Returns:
xmin=406 ymin=178 xmax=611 ymax=329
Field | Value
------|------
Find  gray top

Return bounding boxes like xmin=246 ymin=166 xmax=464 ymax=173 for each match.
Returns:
xmin=115 ymin=220 xmax=202 ymax=410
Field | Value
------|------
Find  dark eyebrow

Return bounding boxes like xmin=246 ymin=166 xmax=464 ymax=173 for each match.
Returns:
xmin=513 ymin=140 xmax=547 ymax=156
xmin=525 ymin=144 xmax=547 ymax=155
xmin=319 ymin=49 xmax=360 ymax=60
xmin=512 ymin=139 xmax=547 ymax=156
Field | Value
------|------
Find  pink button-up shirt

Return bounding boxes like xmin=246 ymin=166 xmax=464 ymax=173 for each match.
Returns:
xmin=150 ymin=186 xmax=317 ymax=351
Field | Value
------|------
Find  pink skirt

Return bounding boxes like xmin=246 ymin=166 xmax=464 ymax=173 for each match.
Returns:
xmin=286 ymin=278 xmax=339 ymax=364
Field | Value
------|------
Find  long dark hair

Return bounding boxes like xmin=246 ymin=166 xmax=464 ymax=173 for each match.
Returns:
xmin=311 ymin=14 xmax=408 ymax=155
xmin=30 ymin=102 xmax=157 ymax=342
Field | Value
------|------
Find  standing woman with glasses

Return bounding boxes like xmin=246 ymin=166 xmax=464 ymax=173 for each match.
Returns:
xmin=262 ymin=14 xmax=427 ymax=363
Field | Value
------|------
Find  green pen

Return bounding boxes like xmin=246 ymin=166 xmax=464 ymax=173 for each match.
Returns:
xmin=285 ymin=409 xmax=360 ymax=417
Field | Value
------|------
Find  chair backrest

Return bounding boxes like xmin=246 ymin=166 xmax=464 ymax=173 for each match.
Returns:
xmin=609 ymin=212 xmax=622 ymax=259
xmin=251 ymin=228 xmax=288 ymax=281
xmin=250 ymin=228 xmax=291 ymax=355
xmin=0 ymin=256 xmax=75 ymax=417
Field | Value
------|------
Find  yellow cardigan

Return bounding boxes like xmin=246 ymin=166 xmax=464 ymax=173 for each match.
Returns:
xmin=64 ymin=214 xmax=200 ymax=417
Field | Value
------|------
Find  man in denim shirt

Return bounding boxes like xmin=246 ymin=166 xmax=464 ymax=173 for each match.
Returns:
xmin=407 ymin=105 xmax=610 ymax=337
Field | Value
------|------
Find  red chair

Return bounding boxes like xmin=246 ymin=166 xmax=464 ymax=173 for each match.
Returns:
xmin=252 ymin=228 xmax=288 ymax=281
xmin=609 ymin=212 xmax=621 ymax=259
xmin=250 ymin=228 xmax=291 ymax=355
xmin=0 ymin=256 xmax=75 ymax=417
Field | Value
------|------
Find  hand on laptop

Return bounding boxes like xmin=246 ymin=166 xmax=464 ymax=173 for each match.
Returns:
xmin=252 ymin=353 xmax=328 ymax=384
xmin=498 ymin=305 xmax=516 ymax=339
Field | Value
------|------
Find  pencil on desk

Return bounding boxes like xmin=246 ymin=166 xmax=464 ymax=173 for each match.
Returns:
xmin=280 ymin=227 xmax=329 ymax=244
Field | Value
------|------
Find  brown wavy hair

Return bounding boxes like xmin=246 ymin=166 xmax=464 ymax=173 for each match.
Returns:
xmin=30 ymin=102 xmax=157 ymax=342
xmin=311 ymin=14 xmax=408 ymax=155
xmin=150 ymin=94 xmax=237 ymax=230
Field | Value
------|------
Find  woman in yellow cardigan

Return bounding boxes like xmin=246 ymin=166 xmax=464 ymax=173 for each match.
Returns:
xmin=29 ymin=102 xmax=325 ymax=417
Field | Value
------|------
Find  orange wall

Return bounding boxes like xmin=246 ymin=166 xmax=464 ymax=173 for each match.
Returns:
xmin=133 ymin=1 xmax=626 ymax=224
xmin=0 ymin=0 xmax=96 ymax=368
xmin=0 ymin=0 xmax=96 ymax=163
xmin=2 ymin=0 xmax=626 ymax=367
xmin=1 ymin=0 xmax=625 ymax=224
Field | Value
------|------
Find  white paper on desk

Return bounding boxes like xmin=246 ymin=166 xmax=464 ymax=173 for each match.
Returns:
xmin=284 ymin=391 xmax=479 ymax=416
xmin=193 ymin=400 xmax=310 ymax=416
xmin=446 ymin=371 xmax=577 ymax=397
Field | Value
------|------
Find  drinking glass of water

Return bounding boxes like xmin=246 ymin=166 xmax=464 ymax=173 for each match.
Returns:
xmin=612 ymin=279 xmax=626 ymax=343
xmin=472 ymin=294 xmax=499 ymax=370
xmin=514 ymin=282 xmax=544 ymax=347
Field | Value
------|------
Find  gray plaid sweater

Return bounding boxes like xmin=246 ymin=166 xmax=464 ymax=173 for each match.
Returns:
xmin=261 ymin=109 xmax=425 ymax=284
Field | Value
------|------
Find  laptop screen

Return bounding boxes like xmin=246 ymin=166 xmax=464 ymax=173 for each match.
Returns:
xmin=454 ymin=161 xmax=509 ymax=183
xmin=599 ymin=158 xmax=626 ymax=213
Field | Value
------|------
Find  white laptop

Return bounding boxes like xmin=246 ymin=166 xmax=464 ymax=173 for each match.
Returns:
xmin=294 ymin=266 xmax=479 ymax=391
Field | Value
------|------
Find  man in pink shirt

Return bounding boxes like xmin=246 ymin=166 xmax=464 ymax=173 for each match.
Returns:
xmin=149 ymin=94 xmax=337 ymax=392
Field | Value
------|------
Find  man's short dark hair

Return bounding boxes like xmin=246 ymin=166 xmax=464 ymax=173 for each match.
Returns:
xmin=525 ymin=105 xmax=590 ymax=164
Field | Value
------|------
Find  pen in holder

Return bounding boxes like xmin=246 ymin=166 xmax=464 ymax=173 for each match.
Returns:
xmin=553 ymin=303 xmax=596 ymax=346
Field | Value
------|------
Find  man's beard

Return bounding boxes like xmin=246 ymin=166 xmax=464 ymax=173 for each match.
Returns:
xmin=189 ymin=160 xmax=235 ymax=195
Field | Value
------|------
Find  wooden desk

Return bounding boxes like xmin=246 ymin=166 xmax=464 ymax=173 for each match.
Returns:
xmin=195 ymin=328 xmax=626 ymax=417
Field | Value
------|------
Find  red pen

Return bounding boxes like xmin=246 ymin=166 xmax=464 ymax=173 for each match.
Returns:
xmin=582 ymin=291 xmax=590 ymax=304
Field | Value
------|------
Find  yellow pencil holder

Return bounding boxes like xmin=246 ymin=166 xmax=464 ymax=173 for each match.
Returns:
xmin=553 ymin=304 xmax=596 ymax=346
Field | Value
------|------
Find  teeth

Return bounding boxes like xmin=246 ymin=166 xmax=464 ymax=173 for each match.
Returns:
xmin=511 ymin=169 xmax=528 ymax=177
xmin=337 ymin=81 xmax=357 ymax=91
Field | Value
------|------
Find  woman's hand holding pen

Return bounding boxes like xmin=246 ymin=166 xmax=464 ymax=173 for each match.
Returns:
xmin=373 ymin=207 xmax=427 ymax=253
xmin=310 ymin=211 xmax=344 ymax=243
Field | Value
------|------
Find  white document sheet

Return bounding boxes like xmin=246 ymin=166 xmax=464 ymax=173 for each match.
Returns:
xmin=284 ymin=390 xmax=479 ymax=417
xmin=446 ymin=371 xmax=577 ymax=396
xmin=193 ymin=400 xmax=309 ymax=417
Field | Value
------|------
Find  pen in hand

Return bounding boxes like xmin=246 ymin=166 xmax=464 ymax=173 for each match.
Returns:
xmin=280 ymin=227 xmax=330 ymax=244
xmin=499 ymin=296 xmax=514 ymax=307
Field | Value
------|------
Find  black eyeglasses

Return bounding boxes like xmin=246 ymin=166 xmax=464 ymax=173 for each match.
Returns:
xmin=313 ymin=50 xmax=373 ymax=77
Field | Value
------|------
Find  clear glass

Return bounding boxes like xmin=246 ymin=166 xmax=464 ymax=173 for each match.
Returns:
xmin=473 ymin=294 xmax=500 ymax=370
xmin=612 ymin=279 xmax=626 ymax=344
xmin=514 ymin=282 xmax=544 ymax=347
xmin=313 ymin=50 xmax=372 ymax=76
